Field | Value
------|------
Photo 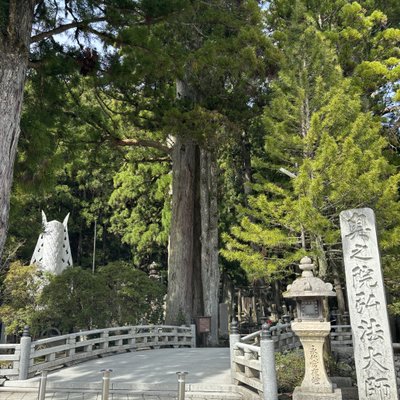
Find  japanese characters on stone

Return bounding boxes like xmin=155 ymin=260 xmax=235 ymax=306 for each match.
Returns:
xmin=340 ymin=208 xmax=398 ymax=400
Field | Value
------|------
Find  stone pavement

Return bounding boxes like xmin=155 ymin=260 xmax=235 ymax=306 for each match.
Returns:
xmin=0 ymin=348 xmax=359 ymax=400
xmin=0 ymin=348 xmax=249 ymax=400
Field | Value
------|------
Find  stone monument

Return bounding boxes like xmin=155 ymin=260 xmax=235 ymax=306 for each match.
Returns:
xmin=31 ymin=211 xmax=73 ymax=275
xmin=283 ymin=257 xmax=342 ymax=400
xmin=340 ymin=208 xmax=398 ymax=400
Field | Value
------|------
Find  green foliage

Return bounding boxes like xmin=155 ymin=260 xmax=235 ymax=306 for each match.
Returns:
xmin=38 ymin=267 xmax=107 ymax=333
xmin=39 ymin=262 xmax=165 ymax=333
xmin=223 ymin=79 xmax=400 ymax=281
xmin=97 ymin=261 xmax=165 ymax=326
xmin=275 ymin=350 xmax=355 ymax=393
xmin=109 ymin=157 xmax=171 ymax=267
xmin=384 ymin=255 xmax=400 ymax=316
xmin=0 ymin=261 xmax=165 ymax=336
xmin=275 ymin=350 xmax=305 ymax=393
xmin=5 ymin=0 xmax=400 ymax=321
xmin=7 ymin=0 xmax=278 ymax=274
xmin=222 ymin=1 xmax=400 ymax=287
xmin=0 ymin=262 xmax=45 ymax=336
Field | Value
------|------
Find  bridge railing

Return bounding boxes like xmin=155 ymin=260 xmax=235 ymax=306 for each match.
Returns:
xmin=230 ymin=321 xmax=301 ymax=399
xmin=232 ymin=341 xmax=262 ymax=393
xmin=229 ymin=322 xmax=361 ymax=399
xmin=0 ymin=343 xmax=20 ymax=377
xmin=0 ymin=324 xmax=196 ymax=380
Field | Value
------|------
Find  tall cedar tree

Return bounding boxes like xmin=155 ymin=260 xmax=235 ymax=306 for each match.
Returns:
xmin=95 ymin=0 xmax=279 ymax=343
xmin=222 ymin=2 xmax=400 ymax=314
xmin=0 ymin=0 xmax=187 ymax=259
xmin=3 ymin=1 xmax=278 ymax=344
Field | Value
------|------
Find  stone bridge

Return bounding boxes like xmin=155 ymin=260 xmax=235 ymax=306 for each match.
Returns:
xmin=0 ymin=323 xmax=361 ymax=399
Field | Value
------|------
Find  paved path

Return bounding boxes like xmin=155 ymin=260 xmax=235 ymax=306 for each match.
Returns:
xmin=0 ymin=348 xmax=247 ymax=400
xmin=0 ymin=348 xmax=358 ymax=400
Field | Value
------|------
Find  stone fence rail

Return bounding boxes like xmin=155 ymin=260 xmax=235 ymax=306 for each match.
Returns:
xmin=230 ymin=323 xmax=399 ymax=399
xmin=231 ymin=322 xmax=301 ymax=397
xmin=0 ymin=324 xmax=196 ymax=380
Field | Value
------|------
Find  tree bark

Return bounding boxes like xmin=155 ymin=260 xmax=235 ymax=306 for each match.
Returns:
xmin=200 ymin=147 xmax=220 ymax=345
xmin=241 ymin=130 xmax=252 ymax=197
xmin=165 ymin=79 xmax=221 ymax=342
xmin=192 ymin=147 xmax=203 ymax=318
xmin=0 ymin=1 xmax=36 ymax=259
xmin=165 ymin=137 xmax=196 ymax=325
xmin=314 ymin=235 xmax=328 ymax=278
xmin=333 ymin=267 xmax=346 ymax=317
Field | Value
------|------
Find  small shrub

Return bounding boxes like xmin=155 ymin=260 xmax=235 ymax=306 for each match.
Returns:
xmin=275 ymin=350 xmax=305 ymax=393
xmin=0 ymin=261 xmax=47 ymax=337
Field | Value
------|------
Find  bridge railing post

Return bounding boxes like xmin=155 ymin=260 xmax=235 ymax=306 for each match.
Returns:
xmin=18 ymin=326 xmax=32 ymax=380
xmin=190 ymin=324 xmax=196 ymax=348
xmin=176 ymin=371 xmax=188 ymax=400
xmin=229 ymin=319 xmax=240 ymax=384
xmin=101 ymin=369 xmax=112 ymax=400
xmin=260 ymin=323 xmax=278 ymax=400
xmin=38 ymin=370 xmax=48 ymax=400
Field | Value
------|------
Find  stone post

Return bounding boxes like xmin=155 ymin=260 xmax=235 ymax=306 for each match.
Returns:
xmin=38 ymin=370 xmax=48 ymax=400
xmin=190 ymin=324 xmax=196 ymax=348
xmin=101 ymin=369 xmax=112 ymax=400
xmin=260 ymin=323 xmax=278 ymax=400
xmin=176 ymin=371 xmax=188 ymax=400
xmin=219 ymin=303 xmax=229 ymax=338
xmin=18 ymin=326 xmax=32 ymax=380
xmin=340 ymin=208 xmax=399 ymax=400
xmin=229 ymin=319 xmax=240 ymax=383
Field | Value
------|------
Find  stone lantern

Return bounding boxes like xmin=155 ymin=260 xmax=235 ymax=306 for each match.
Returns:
xmin=283 ymin=257 xmax=342 ymax=400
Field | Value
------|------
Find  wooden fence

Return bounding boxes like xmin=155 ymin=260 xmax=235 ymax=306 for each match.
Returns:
xmin=0 ymin=324 xmax=195 ymax=380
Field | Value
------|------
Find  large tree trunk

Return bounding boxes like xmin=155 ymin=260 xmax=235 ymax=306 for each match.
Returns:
xmin=200 ymin=147 xmax=219 ymax=345
xmin=0 ymin=1 xmax=36 ymax=259
xmin=166 ymin=79 xmax=221 ymax=345
xmin=192 ymin=147 xmax=203 ymax=318
xmin=165 ymin=137 xmax=196 ymax=325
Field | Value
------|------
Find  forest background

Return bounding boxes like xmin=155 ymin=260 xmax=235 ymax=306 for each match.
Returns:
xmin=1 ymin=0 xmax=400 ymax=344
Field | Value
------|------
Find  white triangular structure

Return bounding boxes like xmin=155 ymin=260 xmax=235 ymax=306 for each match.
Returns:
xmin=31 ymin=211 xmax=73 ymax=275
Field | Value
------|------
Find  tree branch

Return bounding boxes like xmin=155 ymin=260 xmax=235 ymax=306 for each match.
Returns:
xmin=30 ymin=17 xmax=107 ymax=43
xmin=115 ymin=138 xmax=171 ymax=154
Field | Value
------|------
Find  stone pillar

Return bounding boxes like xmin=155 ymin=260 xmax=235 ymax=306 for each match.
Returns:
xmin=340 ymin=208 xmax=398 ymax=400
xmin=190 ymin=324 xmax=196 ymax=348
xmin=260 ymin=323 xmax=278 ymax=400
xmin=18 ymin=326 xmax=32 ymax=380
xmin=219 ymin=303 xmax=229 ymax=338
xmin=291 ymin=321 xmax=341 ymax=400
xmin=229 ymin=320 xmax=240 ymax=383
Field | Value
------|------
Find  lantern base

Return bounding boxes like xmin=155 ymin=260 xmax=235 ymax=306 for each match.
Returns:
xmin=293 ymin=387 xmax=342 ymax=400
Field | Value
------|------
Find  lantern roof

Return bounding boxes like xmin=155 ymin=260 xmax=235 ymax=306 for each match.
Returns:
xmin=283 ymin=257 xmax=336 ymax=299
